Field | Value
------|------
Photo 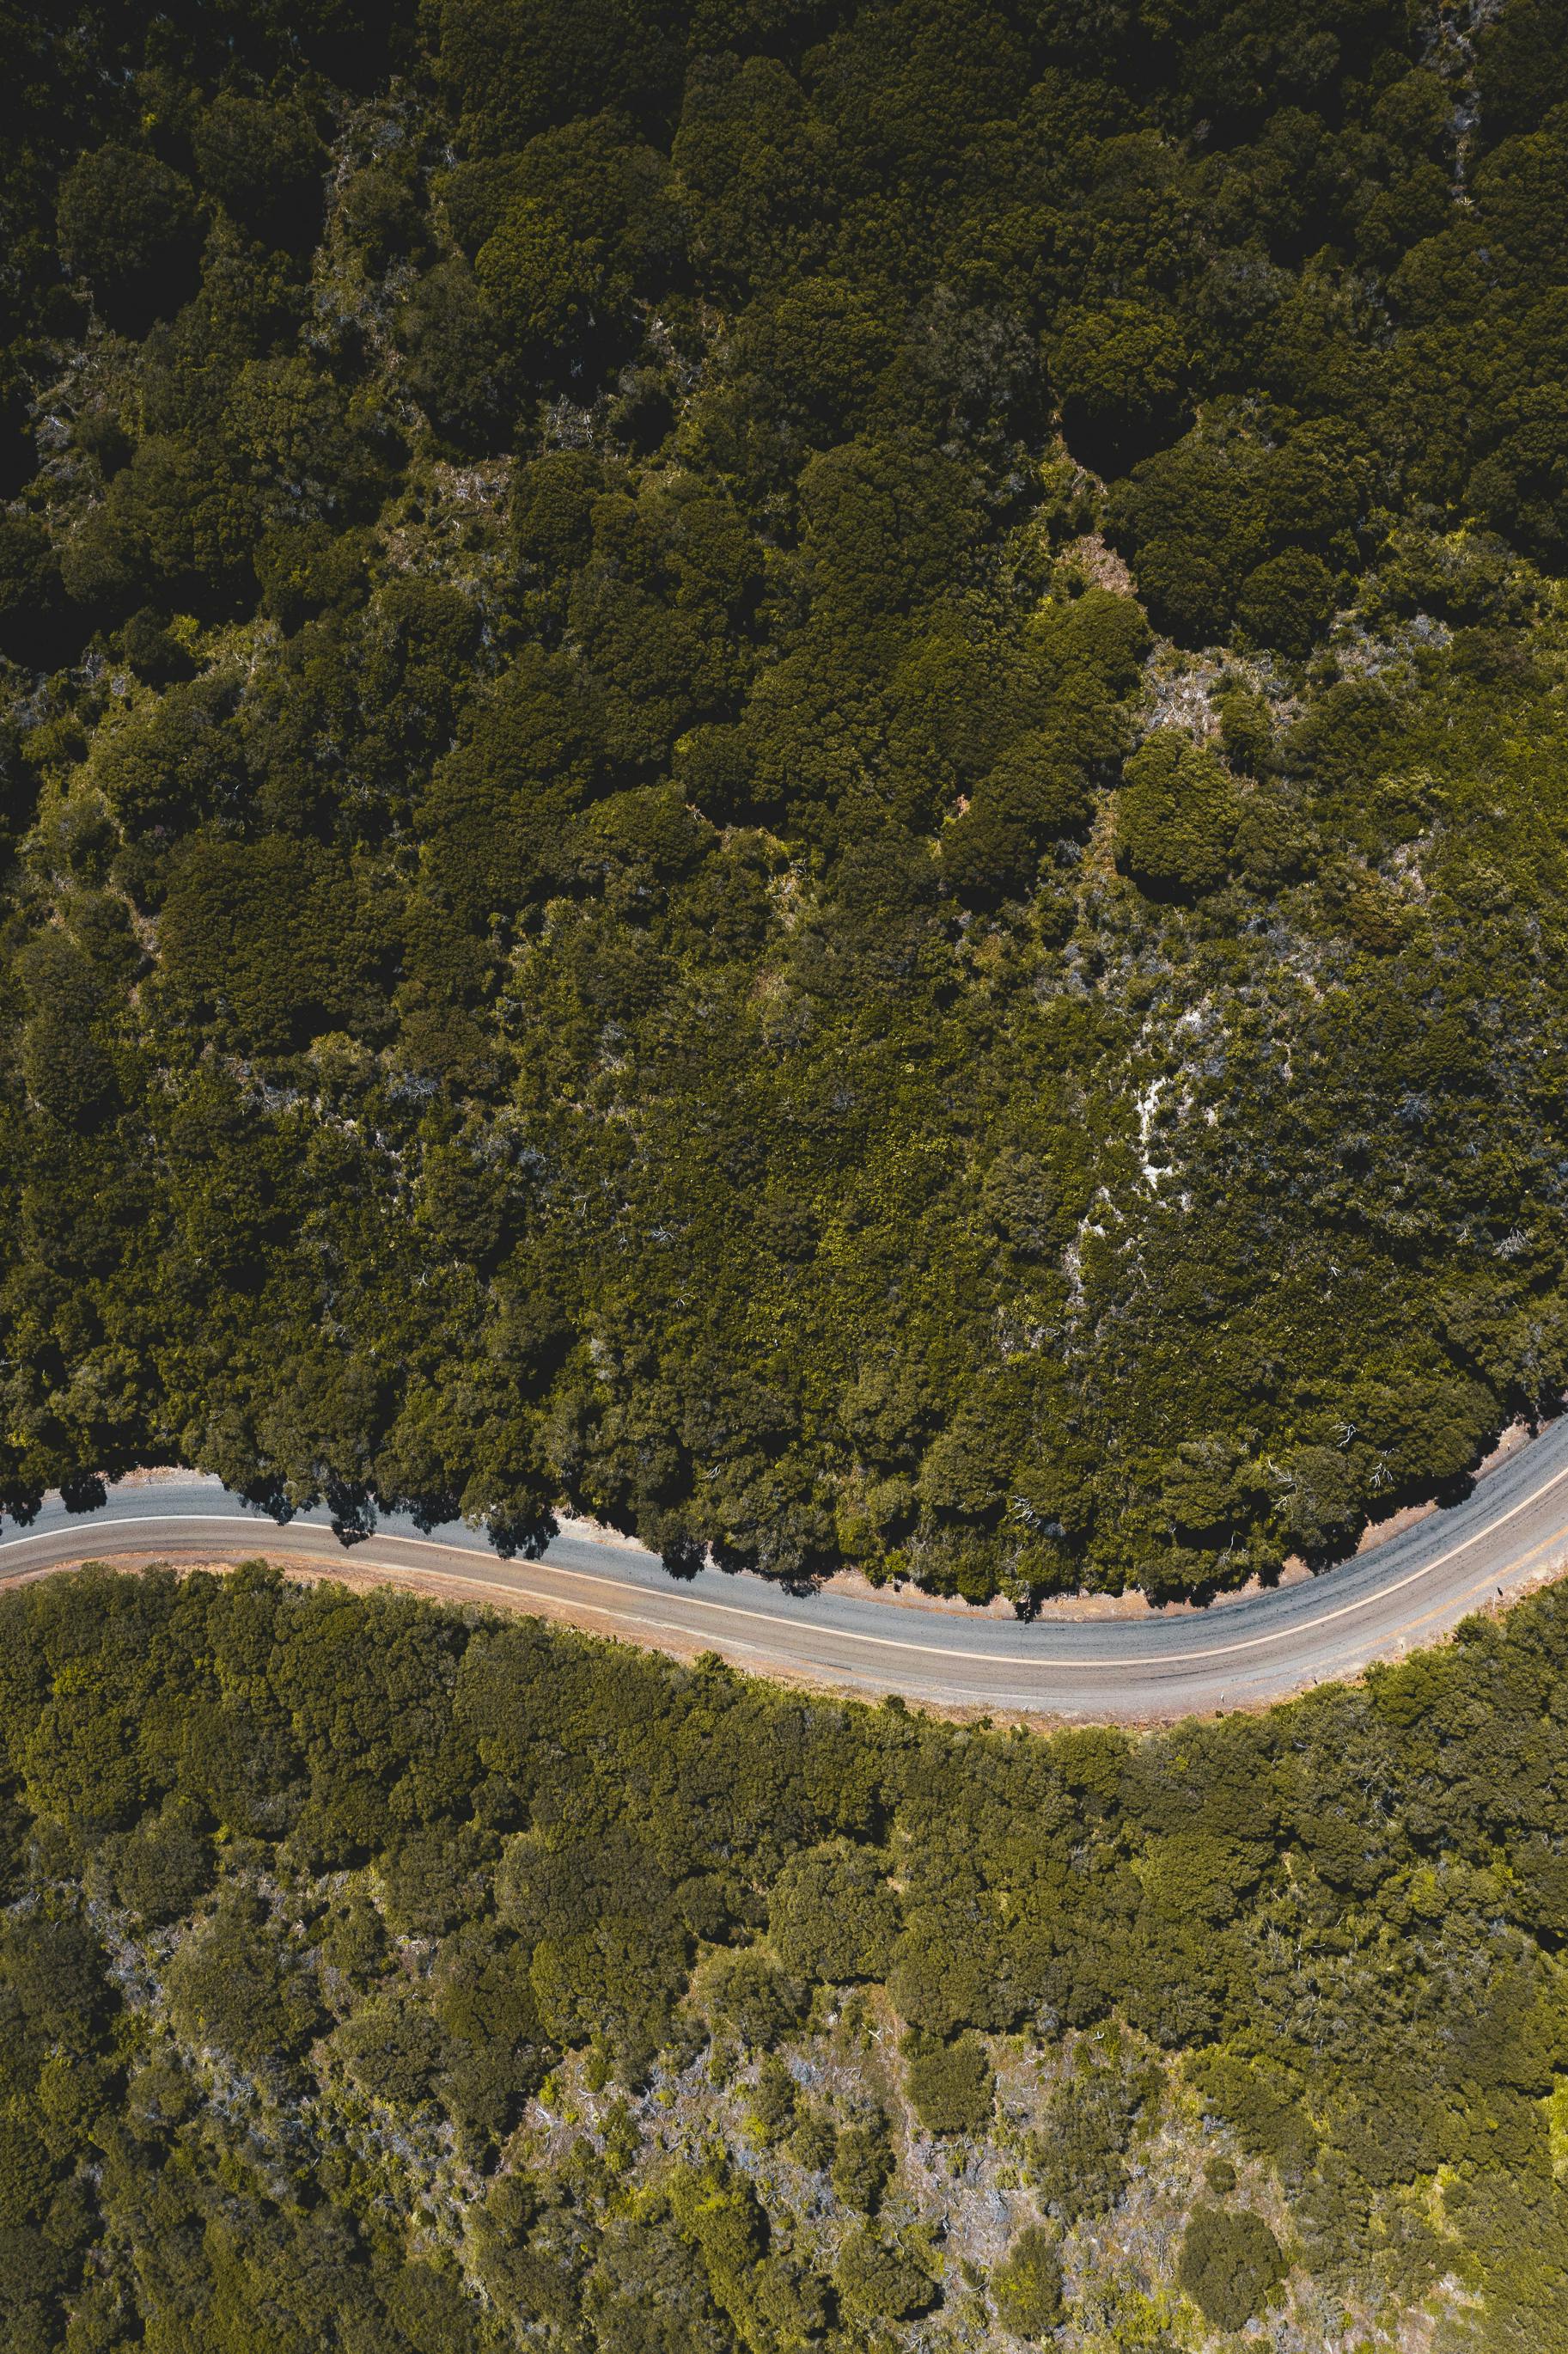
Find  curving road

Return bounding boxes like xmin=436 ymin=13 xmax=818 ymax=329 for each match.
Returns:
xmin=4 ymin=1422 xmax=1568 ymax=1721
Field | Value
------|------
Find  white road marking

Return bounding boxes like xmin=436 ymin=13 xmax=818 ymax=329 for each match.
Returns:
xmin=4 ymin=1464 xmax=1567 ymax=1682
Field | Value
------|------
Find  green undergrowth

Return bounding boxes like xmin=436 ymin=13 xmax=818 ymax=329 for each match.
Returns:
xmin=0 ymin=1559 xmax=1565 ymax=2350
xmin=9 ymin=1 xmax=1568 ymax=1599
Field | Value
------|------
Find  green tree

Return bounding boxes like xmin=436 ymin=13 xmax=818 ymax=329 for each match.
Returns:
xmin=906 ymin=2033 xmax=995 ymax=2136
xmin=833 ymin=2225 xmax=939 ymax=2326
xmin=1177 ymin=2204 xmax=1286 ymax=2330
xmin=768 ymin=1840 xmax=900 ymax=1983
xmin=56 ymin=144 xmax=202 ymax=329
xmin=398 ymin=260 xmax=518 ymax=454
xmin=1114 ymin=729 xmax=1239 ymax=899
xmin=1235 ymin=547 xmax=1337 ymax=658
xmin=476 ymin=197 xmax=608 ymax=364
xmin=992 ymin=2224 xmax=1064 ymax=2339
xmin=833 ymin=2117 xmax=894 ymax=2212
xmin=192 ymin=94 xmax=325 ymax=249
xmin=165 ymin=1892 xmax=325 ymax=2071
xmin=1052 ymin=302 xmax=1188 ymax=471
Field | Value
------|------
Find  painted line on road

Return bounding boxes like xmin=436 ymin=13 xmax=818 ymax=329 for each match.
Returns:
xmin=1377 ymin=1525 xmax=1568 ymax=1645
xmin=6 ymin=1468 xmax=1568 ymax=1675
xmin=1208 ymin=1521 xmax=1568 ymax=1699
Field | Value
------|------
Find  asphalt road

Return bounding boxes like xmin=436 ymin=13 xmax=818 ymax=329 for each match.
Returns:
xmin=4 ymin=1422 xmax=1568 ymax=1721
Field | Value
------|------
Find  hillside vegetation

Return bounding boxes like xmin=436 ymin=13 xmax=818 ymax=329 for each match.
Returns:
xmin=8 ymin=0 xmax=1568 ymax=1600
xmin=0 ymin=1562 xmax=1565 ymax=2351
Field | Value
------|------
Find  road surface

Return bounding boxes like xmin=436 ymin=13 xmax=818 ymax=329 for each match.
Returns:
xmin=4 ymin=1422 xmax=1568 ymax=1721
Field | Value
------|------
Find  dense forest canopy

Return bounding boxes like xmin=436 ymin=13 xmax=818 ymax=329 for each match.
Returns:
xmin=0 ymin=1558 xmax=1563 ymax=2351
xmin=8 ymin=0 xmax=1568 ymax=1600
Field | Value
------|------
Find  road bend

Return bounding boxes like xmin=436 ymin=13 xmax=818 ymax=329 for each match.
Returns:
xmin=4 ymin=1420 xmax=1568 ymax=1721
